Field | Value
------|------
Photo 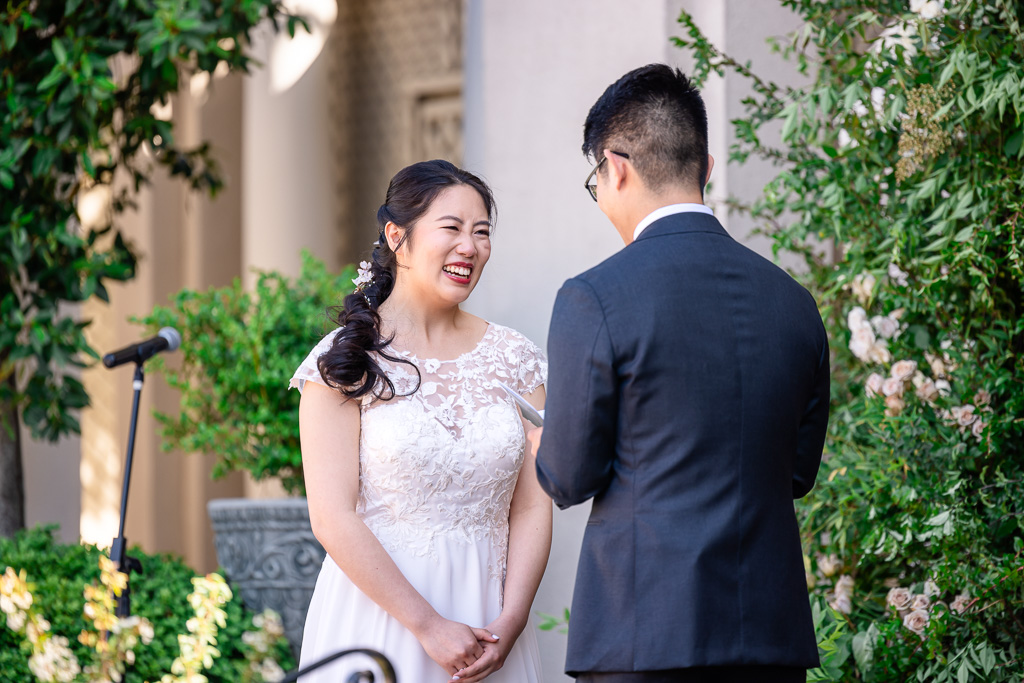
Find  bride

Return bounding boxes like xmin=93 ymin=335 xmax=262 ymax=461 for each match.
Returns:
xmin=290 ymin=159 xmax=551 ymax=682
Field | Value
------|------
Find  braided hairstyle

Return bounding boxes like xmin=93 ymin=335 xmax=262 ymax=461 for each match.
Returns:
xmin=317 ymin=159 xmax=495 ymax=400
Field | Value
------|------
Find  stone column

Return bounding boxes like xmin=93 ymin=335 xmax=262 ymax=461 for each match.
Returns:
xmin=240 ymin=1 xmax=338 ymax=499
xmin=77 ymin=68 xmax=249 ymax=573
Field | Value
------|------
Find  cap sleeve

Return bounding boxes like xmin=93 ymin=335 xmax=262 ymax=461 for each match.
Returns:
xmin=512 ymin=330 xmax=547 ymax=396
xmin=288 ymin=327 xmax=342 ymax=393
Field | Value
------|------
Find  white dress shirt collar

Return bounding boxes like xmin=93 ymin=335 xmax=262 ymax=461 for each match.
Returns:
xmin=633 ymin=203 xmax=714 ymax=241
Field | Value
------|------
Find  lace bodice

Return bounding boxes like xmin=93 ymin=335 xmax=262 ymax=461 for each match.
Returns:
xmin=290 ymin=323 xmax=547 ymax=581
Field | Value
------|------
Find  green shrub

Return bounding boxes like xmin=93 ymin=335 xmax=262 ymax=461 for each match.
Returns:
xmin=138 ymin=252 xmax=357 ymax=496
xmin=0 ymin=526 xmax=295 ymax=682
xmin=676 ymin=1 xmax=1024 ymax=680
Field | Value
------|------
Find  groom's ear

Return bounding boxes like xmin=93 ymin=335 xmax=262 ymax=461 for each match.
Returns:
xmin=705 ymin=154 xmax=715 ymax=188
xmin=604 ymin=148 xmax=629 ymax=192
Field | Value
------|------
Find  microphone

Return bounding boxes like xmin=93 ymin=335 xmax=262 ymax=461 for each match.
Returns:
xmin=102 ymin=327 xmax=182 ymax=368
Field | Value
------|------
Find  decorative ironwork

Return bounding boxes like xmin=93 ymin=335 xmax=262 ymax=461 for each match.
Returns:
xmin=280 ymin=647 xmax=398 ymax=683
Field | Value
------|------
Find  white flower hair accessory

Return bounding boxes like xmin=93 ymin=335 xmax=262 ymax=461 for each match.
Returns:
xmin=352 ymin=260 xmax=373 ymax=289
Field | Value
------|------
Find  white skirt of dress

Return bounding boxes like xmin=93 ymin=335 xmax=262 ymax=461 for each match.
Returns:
xmin=298 ymin=537 xmax=542 ymax=683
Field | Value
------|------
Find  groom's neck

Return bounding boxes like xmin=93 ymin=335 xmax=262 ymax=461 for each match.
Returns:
xmin=616 ymin=187 xmax=706 ymax=243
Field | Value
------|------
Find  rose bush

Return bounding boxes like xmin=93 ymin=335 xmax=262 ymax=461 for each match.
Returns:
xmin=676 ymin=1 xmax=1023 ymax=680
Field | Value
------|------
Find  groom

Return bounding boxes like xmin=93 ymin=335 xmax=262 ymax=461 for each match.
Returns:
xmin=532 ymin=64 xmax=830 ymax=682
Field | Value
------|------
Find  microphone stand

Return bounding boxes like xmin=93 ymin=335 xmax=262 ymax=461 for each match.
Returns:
xmin=109 ymin=362 xmax=145 ymax=631
xmin=279 ymin=648 xmax=397 ymax=683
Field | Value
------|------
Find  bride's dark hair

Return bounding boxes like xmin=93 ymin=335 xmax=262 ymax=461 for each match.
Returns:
xmin=317 ymin=159 xmax=495 ymax=400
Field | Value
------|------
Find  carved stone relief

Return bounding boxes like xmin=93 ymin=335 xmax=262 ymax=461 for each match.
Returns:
xmin=327 ymin=0 xmax=465 ymax=264
xmin=207 ymin=498 xmax=325 ymax=657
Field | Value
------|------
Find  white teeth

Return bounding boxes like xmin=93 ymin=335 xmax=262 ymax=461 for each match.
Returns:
xmin=443 ymin=265 xmax=471 ymax=278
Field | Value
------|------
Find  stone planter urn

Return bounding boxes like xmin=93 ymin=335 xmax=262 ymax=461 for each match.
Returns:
xmin=208 ymin=498 xmax=325 ymax=656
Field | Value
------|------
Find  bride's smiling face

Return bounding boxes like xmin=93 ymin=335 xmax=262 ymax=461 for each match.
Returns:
xmin=389 ymin=184 xmax=492 ymax=305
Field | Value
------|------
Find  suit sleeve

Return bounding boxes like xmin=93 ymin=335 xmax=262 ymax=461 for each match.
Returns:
xmin=535 ymin=278 xmax=618 ymax=509
xmin=793 ymin=326 xmax=830 ymax=499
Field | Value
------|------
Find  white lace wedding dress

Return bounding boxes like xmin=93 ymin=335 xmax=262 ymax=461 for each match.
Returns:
xmin=289 ymin=322 xmax=546 ymax=682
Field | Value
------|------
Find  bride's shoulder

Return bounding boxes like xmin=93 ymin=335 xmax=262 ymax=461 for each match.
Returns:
xmin=289 ymin=326 xmax=343 ymax=393
xmin=309 ymin=325 xmax=345 ymax=355
xmin=486 ymin=323 xmax=544 ymax=355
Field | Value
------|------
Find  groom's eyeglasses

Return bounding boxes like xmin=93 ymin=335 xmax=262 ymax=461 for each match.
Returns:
xmin=585 ymin=151 xmax=631 ymax=202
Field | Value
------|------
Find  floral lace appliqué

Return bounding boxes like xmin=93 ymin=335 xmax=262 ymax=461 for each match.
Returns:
xmin=291 ymin=323 xmax=547 ymax=586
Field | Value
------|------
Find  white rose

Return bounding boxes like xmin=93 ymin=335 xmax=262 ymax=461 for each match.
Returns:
xmin=903 ymin=608 xmax=930 ymax=637
xmin=865 ymin=373 xmax=885 ymax=397
xmin=851 ymin=274 xmax=876 ymax=304
xmin=871 ymin=315 xmax=900 ymax=339
xmin=829 ymin=575 xmax=854 ymax=614
xmin=868 ymin=340 xmax=892 ymax=364
xmin=934 ymin=379 xmax=951 ymax=397
xmin=829 ymin=593 xmax=853 ymax=615
xmin=910 ymin=594 xmax=930 ymax=611
xmin=882 ymin=377 xmax=905 ymax=397
xmin=974 ymin=389 xmax=991 ymax=406
xmin=818 ymin=553 xmax=841 ymax=577
xmin=888 ymin=262 xmax=910 ymax=286
xmin=919 ymin=0 xmax=943 ymax=19
xmin=849 ymin=327 xmax=876 ymax=362
xmin=887 ymin=586 xmax=913 ymax=611
xmin=923 ymin=580 xmax=941 ymax=598
xmin=926 ymin=352 xmax=947 ymax=378
xmin=885 ymin=394 xmax=905 ymax=416
xmin=890 ymin=359 xmax=918 ymax=382
xmin=260 ymin=659 xmax=286 ymax=683
xmin=950 ymin=592 xmax=972 ymax=614
xmin=957 ymin=404 xmax=977 ymax=427
xmin=972 ymin=419 xmax=986 ymax=441
xmin=847 ymin=306 xmax=869 ymax=331
xmin=915 ymin=379 xmax=939 ymax=403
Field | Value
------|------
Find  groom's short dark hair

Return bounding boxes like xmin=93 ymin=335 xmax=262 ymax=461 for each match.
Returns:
xmin=583 ymin=64 xmax=709 ymax=195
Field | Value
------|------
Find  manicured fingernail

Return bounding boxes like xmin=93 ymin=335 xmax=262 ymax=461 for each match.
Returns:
xmin=492 ymin=633 xmax=500 ymax=639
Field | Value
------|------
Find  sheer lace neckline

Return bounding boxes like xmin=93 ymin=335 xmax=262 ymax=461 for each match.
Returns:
xmin=387 ymin=322 xmax=493 ymax=364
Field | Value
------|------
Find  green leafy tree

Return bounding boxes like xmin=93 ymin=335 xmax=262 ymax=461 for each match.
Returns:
xmin=0 ymin=0 xmax=306 ymax=536
xmin=675 ymin=0 xmax=1023 ymax=679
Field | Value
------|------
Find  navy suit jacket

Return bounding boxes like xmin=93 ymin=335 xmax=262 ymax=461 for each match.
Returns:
xmin=536 ymin=212 xmax=829 ymax=675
